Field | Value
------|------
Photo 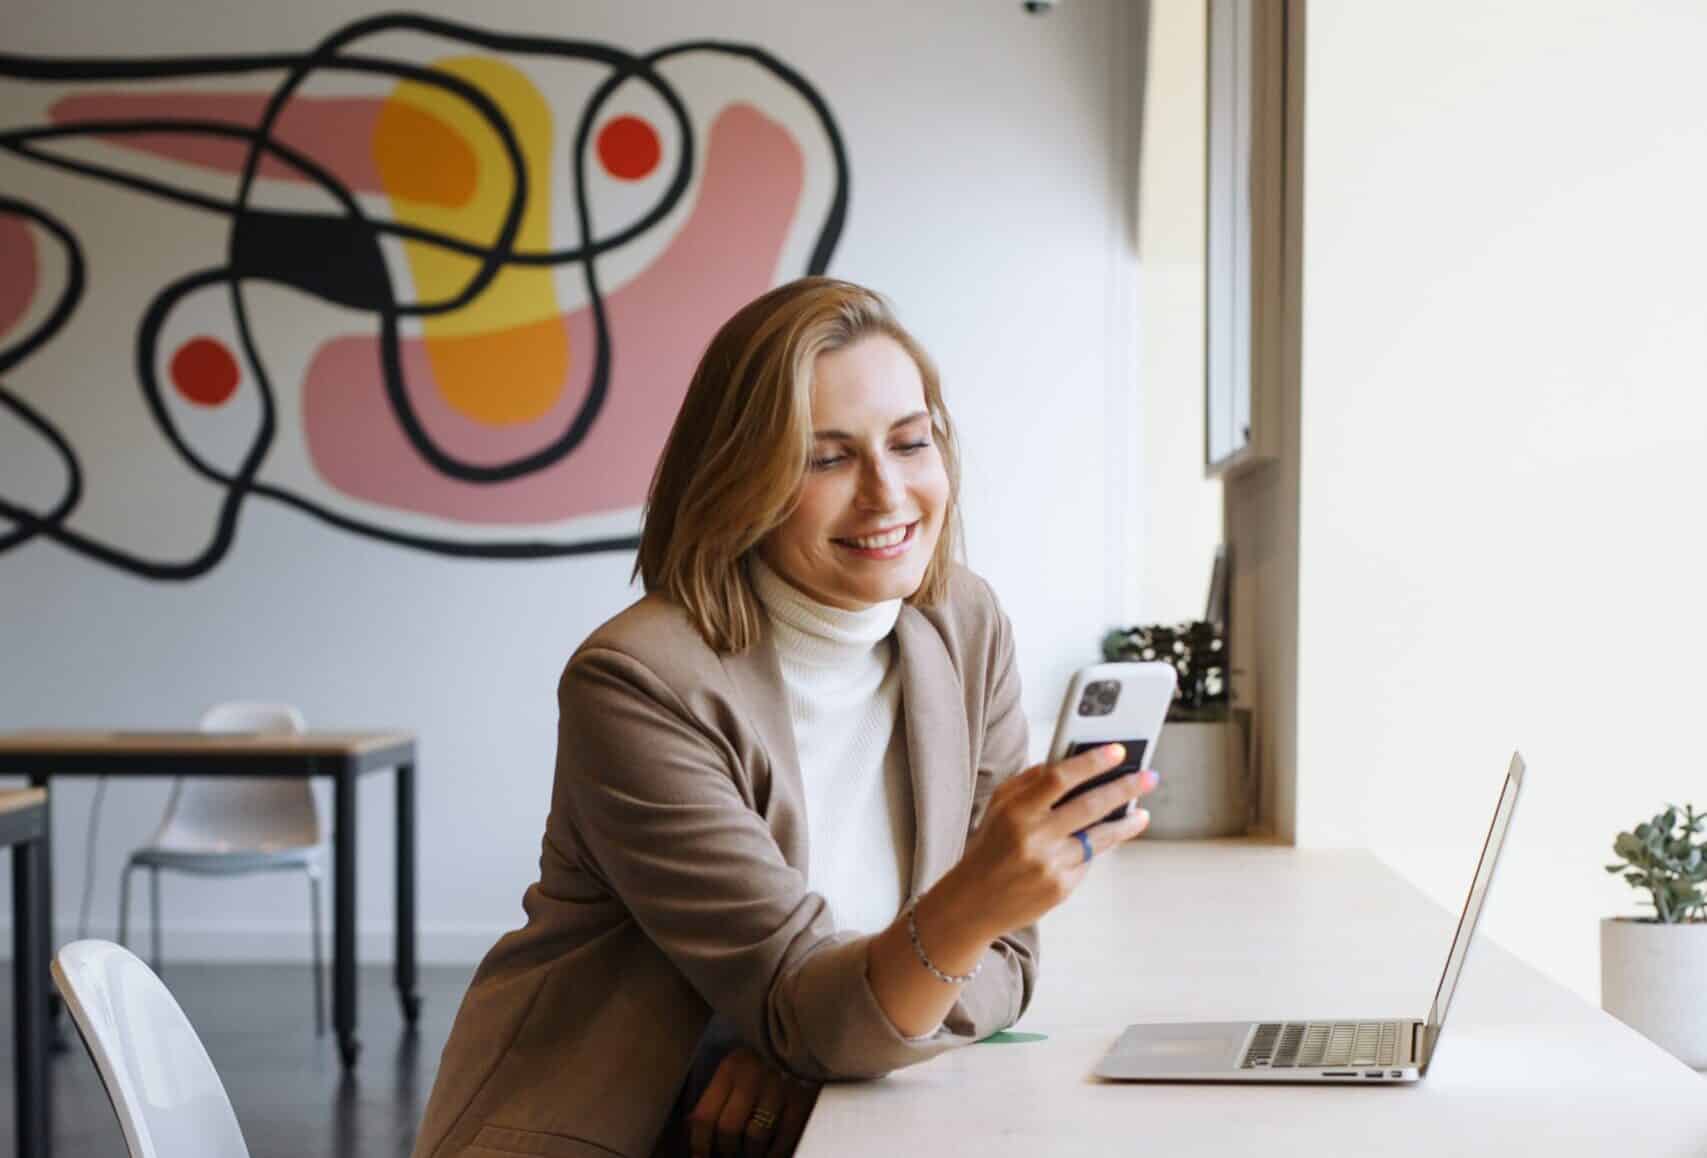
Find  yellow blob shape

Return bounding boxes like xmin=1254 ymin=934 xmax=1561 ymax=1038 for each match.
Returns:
xmin=377 ymin=56 xmax=567 ymax=425
xmin=371 ymin=102 xmax=478 ymax=208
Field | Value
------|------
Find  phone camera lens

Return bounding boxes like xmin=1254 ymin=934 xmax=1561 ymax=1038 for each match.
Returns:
xmin=1078 ymin=680 xmax=1120 ymax=717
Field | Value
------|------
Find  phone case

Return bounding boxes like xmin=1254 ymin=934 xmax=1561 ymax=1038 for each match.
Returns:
xmin=1048 ymin=662 xmax=1176 ymax=829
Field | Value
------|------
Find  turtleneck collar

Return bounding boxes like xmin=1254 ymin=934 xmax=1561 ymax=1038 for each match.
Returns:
xmin=749 ymin=554 xmax=903 ymax=668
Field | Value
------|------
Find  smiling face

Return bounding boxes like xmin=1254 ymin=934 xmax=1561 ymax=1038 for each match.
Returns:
xmin=758 ymin=334 xmax=951 ymax=610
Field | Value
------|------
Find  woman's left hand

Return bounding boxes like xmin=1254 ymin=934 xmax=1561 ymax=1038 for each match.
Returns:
xmin=688 ymin=1044 xmax=820 ymax=1158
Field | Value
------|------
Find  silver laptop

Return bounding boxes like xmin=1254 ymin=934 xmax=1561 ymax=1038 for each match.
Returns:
xmin=1096 ymin=752 xmax=1525 ymax=1084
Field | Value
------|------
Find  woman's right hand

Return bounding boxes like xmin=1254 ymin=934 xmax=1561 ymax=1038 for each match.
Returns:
xmin=937 ymin=743 xmax=1158 ymax=944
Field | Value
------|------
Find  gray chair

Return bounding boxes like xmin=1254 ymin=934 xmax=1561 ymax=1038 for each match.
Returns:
xmin=118 ymin=701 xmax=325 ymax=1034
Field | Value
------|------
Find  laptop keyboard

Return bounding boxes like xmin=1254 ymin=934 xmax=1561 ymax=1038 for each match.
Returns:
xmin=1240 ymin=1022 xmax=1401 ymax=1069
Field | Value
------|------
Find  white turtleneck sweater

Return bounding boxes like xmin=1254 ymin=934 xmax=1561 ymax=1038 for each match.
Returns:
xmin=750 ymin=555 xmax=916 ymax=935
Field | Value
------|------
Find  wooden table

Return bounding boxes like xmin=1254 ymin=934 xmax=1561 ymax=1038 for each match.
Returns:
xmin=0 ymin=732 xmax=417 ymax=1068
xmin=0 ymin=787 xmax=50 ymax=1158
xmin=801 ymin=839 xmax=1707 ymax=1156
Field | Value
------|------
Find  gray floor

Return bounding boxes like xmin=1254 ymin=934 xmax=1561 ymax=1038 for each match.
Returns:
xmin=0 ymin=960 xmax=475 ymax=1157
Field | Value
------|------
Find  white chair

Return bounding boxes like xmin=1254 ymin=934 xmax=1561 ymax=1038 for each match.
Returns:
xmin=52 ymin=939 xmax=251 ymax=1158
xmin=118 ymin=701 xmax=325 ymax=1034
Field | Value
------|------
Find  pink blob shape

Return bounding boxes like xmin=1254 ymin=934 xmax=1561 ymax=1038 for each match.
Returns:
xmin=0 ymin=213 xmax=37 ymax=342
xmin=300 ymin=103 xmax=807 ymax=525
xmin=50 ymin=92 xmax=389 ymax=193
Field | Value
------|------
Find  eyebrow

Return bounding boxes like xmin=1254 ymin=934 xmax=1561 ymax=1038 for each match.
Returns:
xmin=812 ymin=410 xmax=931 ymax=441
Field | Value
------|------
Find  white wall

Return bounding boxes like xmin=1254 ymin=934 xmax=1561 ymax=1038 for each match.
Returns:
xmin=1136 ymin=0 xmax=1224 ymax=628
xmin=0 ymin=0 xmax=1162 ymax=961
xmin=1297 ymin=1 xmax=1707 ymax=1000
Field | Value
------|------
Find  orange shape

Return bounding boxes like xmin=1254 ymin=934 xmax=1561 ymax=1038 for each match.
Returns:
xmin=372 ymin=100 xmax=479 ymax=209
xmin=170 ymin=337 xmax=240 ymax=407
xmin=426 ymin=314 xmax=568 ymax=426
xmin=597 ymin=115 xmax=661 ymax=181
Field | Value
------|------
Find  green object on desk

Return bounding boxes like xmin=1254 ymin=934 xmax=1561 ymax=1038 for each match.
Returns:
xmin=978 ymin=1030 xmax=1047 ymax=1045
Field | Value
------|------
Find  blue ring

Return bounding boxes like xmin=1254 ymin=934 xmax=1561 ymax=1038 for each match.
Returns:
xmin=1075 ymin=830 xmax=1094 ymax=864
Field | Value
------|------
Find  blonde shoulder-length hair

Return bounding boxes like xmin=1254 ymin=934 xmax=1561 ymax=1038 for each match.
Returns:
xmin=635 ymin=277 xmax=964 ymax=655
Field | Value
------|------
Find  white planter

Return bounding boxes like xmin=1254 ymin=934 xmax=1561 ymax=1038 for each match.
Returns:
xmin=1600 ymin=916 xmax=1707 ymax=1068
xmin=1143 ymin=718 xmax=1249 ymax=839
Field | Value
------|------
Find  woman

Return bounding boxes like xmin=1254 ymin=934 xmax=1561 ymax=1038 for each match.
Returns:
xmin=413 ymin=279 xmax=1159 ymax=1158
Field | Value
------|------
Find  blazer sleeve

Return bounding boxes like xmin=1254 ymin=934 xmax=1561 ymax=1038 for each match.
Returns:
xmin=551 ymin=646 xmax=973 ymax=1082
xmin=935 ymin=587 xmax=1041 ymax=1039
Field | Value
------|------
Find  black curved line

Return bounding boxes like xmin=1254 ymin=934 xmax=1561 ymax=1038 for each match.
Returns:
xmin=131 ymin=268 xmax=267 ymax=489
xmin=1 ymin=135 xmax=242 ymax=219
xmin=0 ymin=51 xmax=528 ymax=317
xmin=227 ymin=46 xmax=528 ymax=319
xmin=0 ymin=385 xmax=83 ymax=553
xmin=0 ymin=118 xmax=673 ymax=269
xmin=0 ymin=120 xmax=496 ymax=269
xmin=0 ymin=52 xmax=308 ymax=81
xmin=0 ymin=197 xmax=87 ymax=374
xmin=2 ymin=23 xmax=732 ymax=269
xmin=7 ymin=104 xmax=599 ymax=483
xmin=220 ymin=25 xmax=597 ymax=483
xmin=247 ymin=478 xmax=641 ymax=558
xmin=355 ymin=38 xmax=695 ymax=482
xmin=131 ymin=266 xmax=261 ymax=576
xmin=648 ymin=40 xmax=851 ymax=275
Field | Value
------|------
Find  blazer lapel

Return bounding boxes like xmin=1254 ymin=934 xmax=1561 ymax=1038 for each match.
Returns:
xmin=718 ymin=619 xmax=812 ymax=871
xmin=894 ymin=605 xmax=973 ymax=894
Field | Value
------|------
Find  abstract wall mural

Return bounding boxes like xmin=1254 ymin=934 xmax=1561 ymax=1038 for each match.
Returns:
xmin=0 ymin=14 xmax=848 ymax=577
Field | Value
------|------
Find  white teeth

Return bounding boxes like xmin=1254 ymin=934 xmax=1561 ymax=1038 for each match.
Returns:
xmin=844 ymin=524 xmax=910 ymax=550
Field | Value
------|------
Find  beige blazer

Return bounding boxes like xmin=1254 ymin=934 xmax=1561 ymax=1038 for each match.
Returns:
xmin=414 ymin=564 xmax=1040 ymax=1158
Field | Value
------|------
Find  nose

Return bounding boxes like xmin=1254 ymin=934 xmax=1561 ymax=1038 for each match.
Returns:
xmin=856 ymin=454 xmax=904 ymax=512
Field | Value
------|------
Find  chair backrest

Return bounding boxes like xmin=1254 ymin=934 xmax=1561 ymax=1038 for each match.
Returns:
xmin=153 ymin=701 xmax=320 ymax=852
xmin=52 ymin=940 xmax=251 ymax=1158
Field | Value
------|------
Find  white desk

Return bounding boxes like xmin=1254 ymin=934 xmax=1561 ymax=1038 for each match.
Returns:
xmin=802 ymin=839 xmax=1707 ymax=1156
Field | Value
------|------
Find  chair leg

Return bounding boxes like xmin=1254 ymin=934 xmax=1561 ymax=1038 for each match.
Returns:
xmin=308 ymin=867 xmax=326 ymax=1038
xmin=118 ymin=861 xmax=135 ymax=950
xmin=149 ymin=865 xmax=162 ymax=973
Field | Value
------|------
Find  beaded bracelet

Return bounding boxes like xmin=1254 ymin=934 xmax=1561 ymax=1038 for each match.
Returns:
xmin=904 ymin=896 xmax=983 ymax=985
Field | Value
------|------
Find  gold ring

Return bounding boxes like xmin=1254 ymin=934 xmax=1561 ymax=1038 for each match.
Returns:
xmin=749 ymin=1107 xmax=779 ymax=1131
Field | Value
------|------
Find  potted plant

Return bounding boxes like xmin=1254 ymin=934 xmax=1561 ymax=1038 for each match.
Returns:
xmin=1101 ymin=621 xmax=1248 ymax=838
xmin=1600 ymin=804 xmax=1707 ymax=1068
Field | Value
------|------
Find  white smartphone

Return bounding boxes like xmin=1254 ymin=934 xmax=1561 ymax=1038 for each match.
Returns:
xmin=1047 ymin=661 xmax=1177 ymax=826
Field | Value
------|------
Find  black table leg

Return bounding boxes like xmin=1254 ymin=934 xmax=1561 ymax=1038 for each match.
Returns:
xmin=395 ymin=761 xmax=420 ymax=1025
xmin=333 ymin=767 xmax=360 ymax=1067
xmin=15 ymin=834 xmax=51 ymax=1158
xmin=26 ymin=775 xmax=64 ymax=1053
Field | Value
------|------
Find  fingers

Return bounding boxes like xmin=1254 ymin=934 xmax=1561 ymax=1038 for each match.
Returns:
xmin=1015 ymin=743 xmax=1130 ymax=813
xmin=689 ymin=1056 xmax=735 ymax=1158
xmin=768 ymin=1078 xmax=820 ymax=1158
xmin=1056 ymin=806 xmax=1151 ymax=871
xmin=1045 ymin=768 xmax=1159 ymax=838
xmin=714 ymin=1055 xmax=763 ymax=1158
xmin=743 ymin=1066 xmax=787 ymax=1158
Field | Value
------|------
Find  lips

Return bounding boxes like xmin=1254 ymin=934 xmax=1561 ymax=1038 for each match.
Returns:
xmin=833 ymin=520 xmax=918 ymax=552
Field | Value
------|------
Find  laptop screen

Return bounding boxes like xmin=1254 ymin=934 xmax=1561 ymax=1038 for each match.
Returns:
xmin=1425 ymin=752 xmax=1526 ymax=1043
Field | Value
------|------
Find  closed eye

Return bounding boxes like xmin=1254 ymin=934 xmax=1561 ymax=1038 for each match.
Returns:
xmin=810 ymin=440 xmax=931 ymax=471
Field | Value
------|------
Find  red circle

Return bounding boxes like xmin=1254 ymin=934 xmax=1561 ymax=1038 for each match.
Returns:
xmin=170 ymin=337 xmax=241 ymax=407
xmin=596 ymin=115 xmax=661 ymax=181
